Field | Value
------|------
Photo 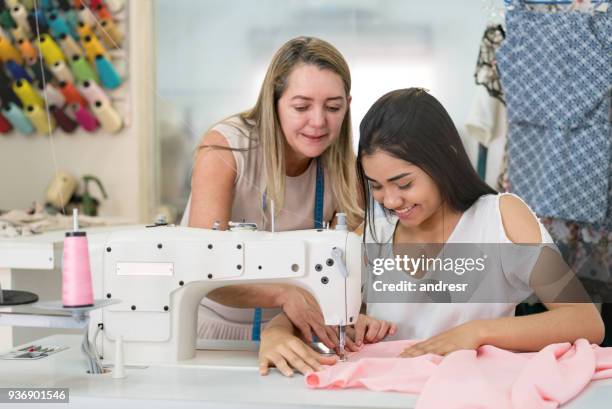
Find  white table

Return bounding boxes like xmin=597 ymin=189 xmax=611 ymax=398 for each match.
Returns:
xmin=0 ymin=334 xmax=415 ymax=409
xmin=2 ymin=334 xmax=612 ymax=409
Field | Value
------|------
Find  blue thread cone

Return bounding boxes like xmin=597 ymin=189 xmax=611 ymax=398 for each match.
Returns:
xmin=48 ymin=12 xmax=71 ymax=39
xmin=27 ymin=9 xmax=48 ymax=32
xmin=94 ymin=54 xmax=121 ymax=89
xmin=5 ymin=60 xmax=32 ymax=83
xmin=64 ymin=9 xmax=79 ymax=39
xmin=2 ymin=102 xmax=34 ymax=134
xmin=40 ymin=0 xmax=54 ymax=11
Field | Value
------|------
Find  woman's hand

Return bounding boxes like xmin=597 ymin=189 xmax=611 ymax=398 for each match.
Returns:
xmin=399 ymin=320 xmax=486 ymax=358
xmin=344 ymin=314 xmax=397 ymax=351
xmin=277 ymin=286 xmax=339 ymax=349
xmin=259 ymin=326 xmax=338 ymax=377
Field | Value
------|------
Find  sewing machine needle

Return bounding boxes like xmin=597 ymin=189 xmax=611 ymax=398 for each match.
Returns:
xmin=338 ymin=325 xmax=347 ymax=361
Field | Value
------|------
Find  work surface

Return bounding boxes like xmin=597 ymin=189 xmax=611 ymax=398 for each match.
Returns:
xmin=0 ymin=335 xmax=413 ymax=409
xmin=1 ymin=335 xmax=612 ymax=409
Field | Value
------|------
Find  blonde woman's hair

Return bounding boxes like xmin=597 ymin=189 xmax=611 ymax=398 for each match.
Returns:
xmin=202 ymin=36 xmax=362 ymax=229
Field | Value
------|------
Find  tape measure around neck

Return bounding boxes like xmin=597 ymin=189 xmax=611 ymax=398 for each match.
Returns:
xmin=252 ymin=157 xmax=324 ymax=341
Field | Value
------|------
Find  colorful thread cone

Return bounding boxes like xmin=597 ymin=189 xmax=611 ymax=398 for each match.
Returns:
xmin=2 ymin=102 xmax=33 ymax=134
xmin=95 ymin=4 xmax=112 ymax=20
xmin=98 ymin=18 xmax=123 ymax=47
xmin=20 ymin=0 xmax=35 ymax=10
xmin=70 ymin=54 xmax=98 ymax=84
xmin=58 ymin=33 xmax=82 ymax=59
xmin=10 ymin=25 xmax=27 ymax=41
xmin=38 ymin=33 xmax=65 ymax=66
xmin=0 ymin=9 xmax=16 ymax=31
xmin=0 ymin=110 xmax=13 ymax=133
xmin=76 ymin=21 xmax=93 ymax=40
xmin=63 ymin=10 xmax=79 ymax=39
xmin=82 ymin=34 xmax=108 ymax=63
xmin=94 ymin=54 xmax=120 ymax=89
xmin=91 ymin=99 xmax=121 ymax=133
xmin=13 ymin=79 xmax=43 ymax=107
xmin=9 ymin=4 xmax=30 ymax=36
xmin=27 ymin=9 xmax=48 ymax=33
xmin=6 ymin=60 xmax=32 ymax=82
xmin=40 ymin=0 xmax=54 ymax=10
xmin=0 ymin=82 xmax=22 ymax=107
xmin=59 ymin=80 xmax=87 ymax=107
xmin=105 ymin=0 xmax=125 ymax=13
xmin=50 ymin=104 xmax=77 ymax=132
xmin=78 ymin=80 xmax=108 ymax=105
xmin=48 ymin=12 xmax=71 ymax=39
xmin=0 ymin=36 xmax=23 ymax=64
xmin=17 ymin=38 xmax=38 ymax=65
xmin=74 ymin=104 xmax=98 ymax=132
xmin=30 ymin=62 xmax=53 ymax=87
xmin=57 ymin=0 xmax=72 ymax=11
xmin=40 ymin=82 xmax=66 ymax=107
xmin=50 ymin=60 xmax=74 ymax=83
xmin=25 ymin=103 xmax=55 ymax=134
xmin=77 ymin=6 xmax=95 ymax=28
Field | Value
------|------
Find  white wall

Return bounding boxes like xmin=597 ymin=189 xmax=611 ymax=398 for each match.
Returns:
xmin=154 ymin=0 xmax=502 ymax=217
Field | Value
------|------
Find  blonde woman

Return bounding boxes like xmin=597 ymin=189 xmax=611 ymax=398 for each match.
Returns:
xmin=183 ymin=37 xmax=379 ymax=350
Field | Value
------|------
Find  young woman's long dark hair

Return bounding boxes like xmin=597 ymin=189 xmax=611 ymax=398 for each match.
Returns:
xmin=357 ymin=88 xmax=497 ymax=242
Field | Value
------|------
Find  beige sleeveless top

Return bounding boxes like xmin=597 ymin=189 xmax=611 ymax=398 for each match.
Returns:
xmin=183 ymin=116 xmax=337 ymax=340
xmin=183 ymin=115 xmax=337 ymax=230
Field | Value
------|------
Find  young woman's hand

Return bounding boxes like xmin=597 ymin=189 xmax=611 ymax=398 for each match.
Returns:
xmin=259 ymin=326 xmax=338 ymax=377
xmin=344 ymin=314 xmax=397 ymax=351
xmin=399 ymin=320 xmax=486 ymax=358
xmin=277 ymin=286 xmax=339 ymax=349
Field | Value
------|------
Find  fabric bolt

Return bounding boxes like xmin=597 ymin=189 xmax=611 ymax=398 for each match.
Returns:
xmin=306 ymin=339 xmax=612 ymax=409
xmin=496 ymin=2 xmax=611 ymax=224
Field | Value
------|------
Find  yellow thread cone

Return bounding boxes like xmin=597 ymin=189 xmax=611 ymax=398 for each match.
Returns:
xmin=82 ymin=33 xmax=108 ymax=63
xmin=76 ymin=22 xmax=94 ymax=39
xmin=38 ymin=34 xmax=66 ymax=66
xmin=12 ymin=79 xmax=43 ymax=108
xmin=25 ymin=104 xmax=55 ymax=134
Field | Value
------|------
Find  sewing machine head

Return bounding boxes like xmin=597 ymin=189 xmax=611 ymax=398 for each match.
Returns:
xmin=98 ymin=223 xmax=362 ymax=364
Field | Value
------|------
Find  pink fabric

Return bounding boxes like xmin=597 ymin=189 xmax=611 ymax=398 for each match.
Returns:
xmin=305 ymin=339 xmax=612 ymax=409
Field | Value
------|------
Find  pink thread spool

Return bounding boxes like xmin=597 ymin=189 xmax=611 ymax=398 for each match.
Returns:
xmin=62 ymin=209 xmax=94 ymax=308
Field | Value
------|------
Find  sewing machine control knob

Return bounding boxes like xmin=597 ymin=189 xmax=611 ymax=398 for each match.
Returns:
xmin=331 ymin=247 xmax=348 ymax=278
xmin=334 ymin=213 xmax=347 ymax=230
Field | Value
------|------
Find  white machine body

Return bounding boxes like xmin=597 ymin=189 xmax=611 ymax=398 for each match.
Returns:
xmin=99 ymin=225 xmax=362 ymax=365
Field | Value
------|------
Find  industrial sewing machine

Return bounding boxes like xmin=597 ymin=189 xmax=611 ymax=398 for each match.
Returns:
xmin=96 ymin=220 xmax=362 ymax=365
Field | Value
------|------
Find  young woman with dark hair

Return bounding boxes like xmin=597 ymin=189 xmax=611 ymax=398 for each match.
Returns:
xmin=258 ymin=88 xmax=603 ymax=376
